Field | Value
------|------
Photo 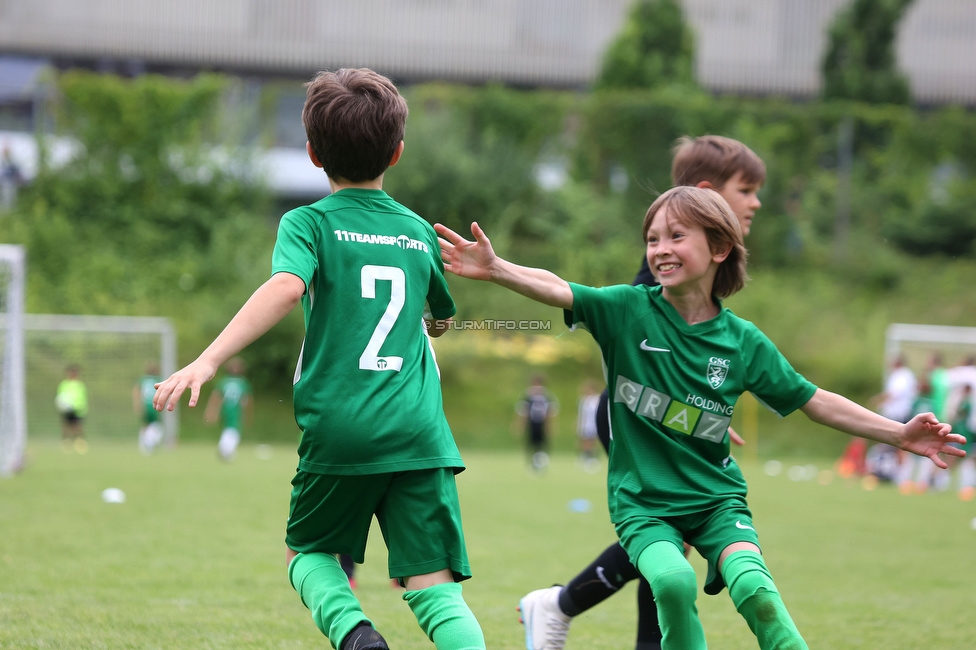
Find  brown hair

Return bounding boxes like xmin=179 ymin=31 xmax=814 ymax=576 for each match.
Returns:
xmin=302 ymin=68 xmax=408 ymax=183
xmin=226 ymin=357 xmax=246 ymax=376
xmin=671 ymin=135 xmax=766 ymax=189
xmin=641 ymin=186 xmax=748 ymax=299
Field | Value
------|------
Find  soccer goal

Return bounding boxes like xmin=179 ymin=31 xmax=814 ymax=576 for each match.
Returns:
xmin=18 ymin=314 xmax=179 ymax=444
xmin=0 ymin=245 xmax=26 ymax=476
xmin=884 ymin=323 xmax=976 ymax=372
xmin=1 ymin=248 xmax=179 ymax=474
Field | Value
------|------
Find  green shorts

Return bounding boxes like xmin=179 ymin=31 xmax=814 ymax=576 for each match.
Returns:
xmin=285 ymin=467 xmax=471 ymax=582
xmin=615 ymin=499 xmax=761 ymax=595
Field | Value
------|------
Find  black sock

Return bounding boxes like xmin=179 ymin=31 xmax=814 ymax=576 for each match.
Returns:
xmin=635 ymin=575 xmax=663 ymax=648
xmin=339 ymin=553 xmax=355 ymax=580
xmin=558 ymin=542 xmax=641 ymax=616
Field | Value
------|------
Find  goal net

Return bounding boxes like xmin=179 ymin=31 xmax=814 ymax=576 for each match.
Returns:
xmin=18 ymin=314 xmax=179 ymax=445
xmin=0 ymin=245 xmax=26 ymax=477
xmin=1 ymin=247 xmax=179 ymax=473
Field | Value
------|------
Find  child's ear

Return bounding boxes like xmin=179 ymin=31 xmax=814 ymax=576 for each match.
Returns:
xmin=695 ymin=180 xmax=714 ymax=190
xmin=711 ymin=242 xmax=733 ymax=264
xmin=388 ymin=141 xmax=405 ymax=168
xmin=306 ymin=142 xmax=324 ymax=168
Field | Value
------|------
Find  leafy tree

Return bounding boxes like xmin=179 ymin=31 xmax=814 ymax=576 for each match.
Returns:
xmin=594 ymin=0 xmax=696 ymax=91
xmin=822 ymin=0 xmax=914 ymax=105
xmin=3 ymin=71 xmax=300 ymax=388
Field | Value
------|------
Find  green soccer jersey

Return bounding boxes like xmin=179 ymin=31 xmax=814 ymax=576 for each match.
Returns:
xmin=217 ymin=375 xmax=251 ymax=430
xmin=929 ymin=367 xmax=951 ymax=420
xmin=271 ymin=188 xmax=461 ymax=475
xmin=137 ymin=374 xmax=161 ymax=423
xmin=566 ymin=283 xmax=817 ymax=521
xmin=953 ymin=397 xmax=973 ymax=445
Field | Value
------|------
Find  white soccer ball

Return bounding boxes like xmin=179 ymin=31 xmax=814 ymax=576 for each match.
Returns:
xmin=101 ymin=488 xmax=126 ymax=504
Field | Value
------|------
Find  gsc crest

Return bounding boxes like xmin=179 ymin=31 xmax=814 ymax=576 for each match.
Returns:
xmin=707 ymin=357 xmax=730 ymax=389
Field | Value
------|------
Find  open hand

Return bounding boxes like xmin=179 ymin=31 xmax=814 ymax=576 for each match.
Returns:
xmin=153 ymin=359 xmax=218 ymax=412
xmin=434 ymin=222 xmax=497 ymax=281
xmin=900 ymin=412 xmax=966 ymax=468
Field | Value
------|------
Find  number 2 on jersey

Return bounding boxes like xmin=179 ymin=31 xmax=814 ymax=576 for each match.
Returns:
xmin=360 ymin=265 xmax=405 ymax=372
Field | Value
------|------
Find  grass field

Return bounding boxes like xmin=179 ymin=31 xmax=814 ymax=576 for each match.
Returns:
xmin=2 ymin=442 xmax=974 ymax=649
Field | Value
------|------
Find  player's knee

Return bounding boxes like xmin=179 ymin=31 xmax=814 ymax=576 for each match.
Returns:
xmin=649 ymin=566 xmax=698 ymax=612
xmin=404 ymin=582 xmax=485 ymax=649
xmin=722 ymin=551 xmax=777 ymax=611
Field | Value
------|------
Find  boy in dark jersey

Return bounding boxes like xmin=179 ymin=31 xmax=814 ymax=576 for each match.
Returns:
xmin=436 ymin=185 xmax=963 ymax=650
xmin=521 ymin=135 xmax=765 ymax=650
xmin=517 ymin=374 xmax=559 ymax=471
xmin=154 ymin=68 xmax=485 ymax=650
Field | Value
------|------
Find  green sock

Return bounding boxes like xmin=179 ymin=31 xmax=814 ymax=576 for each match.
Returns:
xmin=403 ymin=582 xmax=486 ymax=650
xmin=288 ymin=552 xmax=369 ymax=649
xmin=636 ymin=541 xmax=706 ymax=650
xmin=722 ymin=551 xmax=808 ymax=650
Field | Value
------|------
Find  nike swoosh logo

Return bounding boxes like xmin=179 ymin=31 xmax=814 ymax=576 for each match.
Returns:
xmin=735 ymin=520 xmax=755 ymax=531
xmin=640 ymin=340 xmax=671 ymax=353
xmin=595 ymin=566 xmax=617 ymax=591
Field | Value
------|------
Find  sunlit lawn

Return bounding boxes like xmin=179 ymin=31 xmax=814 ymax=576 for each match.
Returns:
xmin=1 ymin=441 xmax=974 ymax=648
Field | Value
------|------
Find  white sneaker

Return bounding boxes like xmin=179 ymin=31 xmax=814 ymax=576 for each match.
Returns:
xmin=519 ymin=586 xmax=571 ymax=650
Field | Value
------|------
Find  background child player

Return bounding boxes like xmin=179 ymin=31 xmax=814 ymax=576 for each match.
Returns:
xmin=134 ymin=361 xmax=164 ymax=454
xmin=435 ymin=185 xmax=963 ymax=650
xmin=56 ymin=363 xmax=88 ymax=453
xmin=576 ymin=379 xmax=601 ymax=468
xmin=204 ymin=356 xmax=252 ymax=462
xmin=153 ymin=68 xmax=485 ymax=650
xmin=519 ymin=134 xmax=765 ymax=650
xmin=516 ymin=374 xmax=559 ymax=472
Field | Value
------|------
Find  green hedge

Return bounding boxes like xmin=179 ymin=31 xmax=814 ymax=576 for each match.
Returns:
xmin=7 ymin=73 xmax=976 ymax=459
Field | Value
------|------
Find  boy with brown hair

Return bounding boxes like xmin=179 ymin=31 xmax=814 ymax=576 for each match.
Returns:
xmin=154 ymin=68 xmax=485 ymax=650
xmin=519 ymin=134 xmax=764 ymax=650
xmin=436 ymin=185 xmax=961 ymax=649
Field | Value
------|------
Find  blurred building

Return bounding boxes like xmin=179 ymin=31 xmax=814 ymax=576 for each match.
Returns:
xmin=2 ymin=0 xmax=973 ymax=102
xmin=1 ymin=0 xmax=974 ymax=197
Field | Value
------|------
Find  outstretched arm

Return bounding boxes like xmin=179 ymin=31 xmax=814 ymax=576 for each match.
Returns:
xmin=435 ymin=222 xmax=574 ymax=310
xmin=801 ymin=388 xmax=966 ymax=468
xmin=154 ymin=272 xmax=306 ymax=412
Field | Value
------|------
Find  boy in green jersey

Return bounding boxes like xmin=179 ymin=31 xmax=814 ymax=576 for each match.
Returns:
xmin=951 ymin=384 xmax=976 ymax=500
xmin=204 ymin=357 xmax=252 ymax=462
xmin=436 ymin=185 xmax=964 ymax=650
xmin=519 ymin=134 xmax=765 ymax=650
xmin=133 ymin=361 xmax=163 ymax=454
xmin=154 ymin=68 xmax=485 ymax=650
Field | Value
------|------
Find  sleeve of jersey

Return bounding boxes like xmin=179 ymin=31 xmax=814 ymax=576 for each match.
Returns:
xmin=270 ymin=208 xmax=318 ymax=289
xmin=423 ymin=224 xmax=456 ymax=320
xmin=745 ymin=328 xmax=818 ymax=417
xmin=563 ymin=283 xmax=632 ymax=343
